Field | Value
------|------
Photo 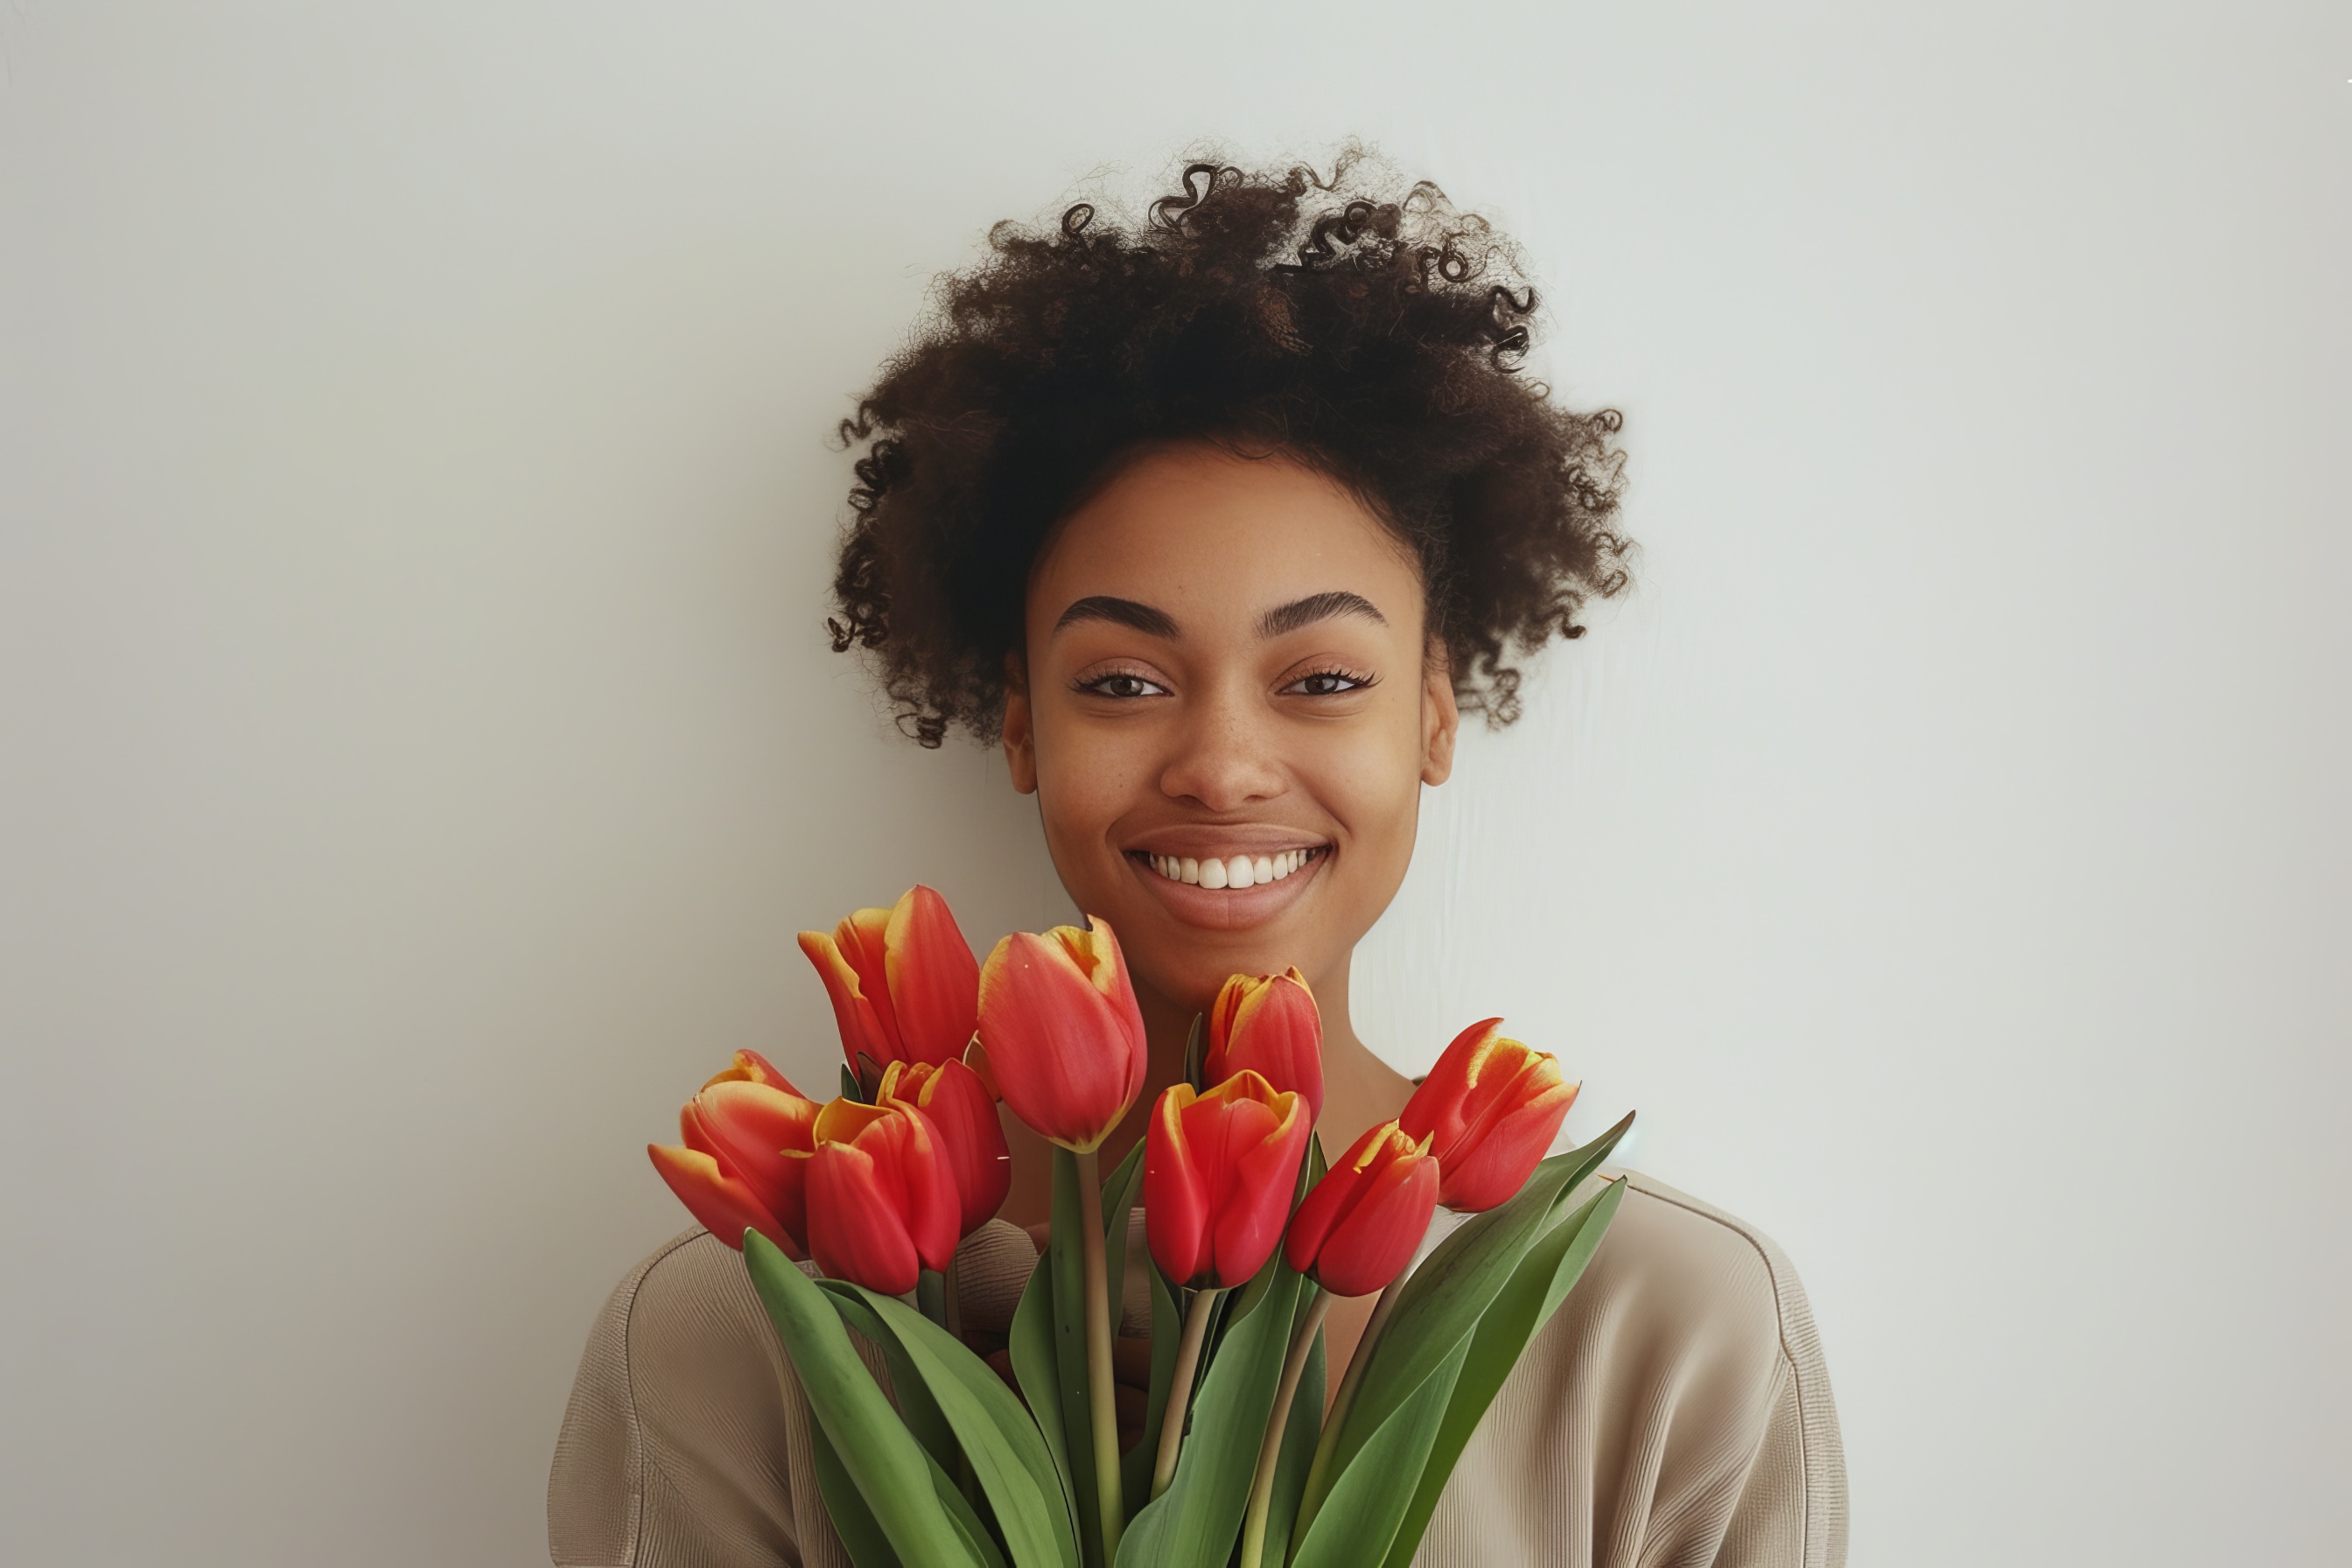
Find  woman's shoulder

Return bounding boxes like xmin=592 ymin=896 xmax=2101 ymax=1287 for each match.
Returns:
xmin=1595 ymin=1171 xmax=1830 ymax=1364
xmin=1422 ymin=1171 xmax=1847 ymax=1566
xmin=548 ymin=1227 xmax=802 ymax=1568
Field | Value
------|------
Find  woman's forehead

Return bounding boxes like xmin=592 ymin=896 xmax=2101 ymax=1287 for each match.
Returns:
xmin=1029 ymin=444 xmax=1424 ymax=634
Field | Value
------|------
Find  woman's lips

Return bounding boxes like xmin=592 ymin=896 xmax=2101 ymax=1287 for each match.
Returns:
xmin=1123 ymin=845 xmax=1327 ymax=930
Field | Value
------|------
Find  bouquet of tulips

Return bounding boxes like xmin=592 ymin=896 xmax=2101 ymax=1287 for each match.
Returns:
xmin=651 ymin=887 xmax=1631 ymax=1568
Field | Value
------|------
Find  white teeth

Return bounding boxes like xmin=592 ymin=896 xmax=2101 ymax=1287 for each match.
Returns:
xmin=1144 ymin=848 xmax=1320 ymax=886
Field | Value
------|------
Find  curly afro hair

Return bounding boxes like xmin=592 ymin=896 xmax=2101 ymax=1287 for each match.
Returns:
xmin=827 ymin=149 xmax=1631 ymax=746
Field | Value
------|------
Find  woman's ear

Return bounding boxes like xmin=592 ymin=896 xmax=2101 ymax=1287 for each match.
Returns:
xmin=1420 ymin=643 xmax=1460 ymax=786
xmin=1002 ymin=653 xmax=1039 ymax=795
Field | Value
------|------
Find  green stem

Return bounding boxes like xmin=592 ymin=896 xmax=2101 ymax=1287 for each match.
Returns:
xmin=1292 ymin=1274 xmax=1404 ymax=1548
xmin=1075 ymin=1147 xmax=1124 ymax=1561
xmin=1238 ymin=1291 xmax=1331 ymax=1568
xmin=1149 ymin=1285 xmax=1222 ymax=1499
xmin=916 ymin=1269 xmax=948 ymax=1331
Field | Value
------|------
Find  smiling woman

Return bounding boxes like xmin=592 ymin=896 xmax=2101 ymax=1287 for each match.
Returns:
xmin=548 ymin=151 xmax=1846 ymax=1568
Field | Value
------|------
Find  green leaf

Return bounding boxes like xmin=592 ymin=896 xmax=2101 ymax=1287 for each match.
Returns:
xmin=809 ymin=1418 xmax=905 ymax=1568
xmin=1112 ymin=1255 xmax=1304 ymax=1568
xmin=1120 ymin=1261 xmax=1183 ymax=1511
xmin=1180 ymin=1014 xmax=1206 ymax=1091
xmin=822 ymin=1284 xmax=960 ymax=1477
xmin=829 ymin=1284 xmax=1083 ymax=1568
xmin=1010 ymin=1256 xmax=1080 ymax=1545
xmin=842 ymin=1063 xmax=867 ymax=1103
xmin=1292 ymin=1114 xmax=1630 ymax=1543
xmin=1046 ymin=1150 xmax=1103 ymax=1567
xmin=1258 ymin=1301 xmax=1326 ymax=1567
xmin=1376 ymin=1179 xmax=1624 ymax=1568
xmin=1287 ymin=1336 xmax=1468 ymax=1568
xmin=1099 ymin=1138 xmax=1146 ymax=1336
xmin=928 ymin=1446 xmax=1012 ymax=1568
xmin=741 ymin=1235 xmax=978 ymax=1568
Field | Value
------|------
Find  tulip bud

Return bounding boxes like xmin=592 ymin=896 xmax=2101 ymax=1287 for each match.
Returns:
xmin=798 ymin=886 xmax=981 ymax=1078
xmin=975 ymin=916 xmax=1148 ymax=1152
xmin=1283 ymin=1120 xmax=1439 ymax=1298
xmin=800 ymin=1098 xmax=962 ymax=1296
xmin=1398 ymin=1019 xmax=1578 ymax=1213
xmin=1144 ymin=1070 xmax=1311 ymax=1290
xmin=648 ymin=1067 xmax=822 ymax=1255
xmin=1203 ymin=969 xmax=1324 ymax=1122
xmin=877 ymin=1057 xmax=1011 ymax=1237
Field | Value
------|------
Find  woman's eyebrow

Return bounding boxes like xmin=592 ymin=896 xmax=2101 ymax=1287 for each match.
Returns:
xmin=1257 ymin=590 xmax=1388 ymax=638
xmin=1054 ymin=595 xmax=1180 ymax=638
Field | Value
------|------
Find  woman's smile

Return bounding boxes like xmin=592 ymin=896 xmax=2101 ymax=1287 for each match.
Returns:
xmin=1124 ymin=840 xmax=1332 ymax=930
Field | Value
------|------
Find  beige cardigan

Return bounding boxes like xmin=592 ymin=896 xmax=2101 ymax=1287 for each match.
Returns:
xmin=547 ymin=1171 xmax=1846 ymax=1567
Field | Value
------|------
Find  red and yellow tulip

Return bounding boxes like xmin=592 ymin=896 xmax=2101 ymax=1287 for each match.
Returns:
xmin=648 ymin=1052 xmax=822 ymax=1256
xmin=1143 ymin=1070 xmax=1312 ymax=1290
xmin=1398 ymin=1018 xmax=1578 ymax=1213
xmin=974 ymin=916 xmax=1147 ymax=1152
xmin=877 ymin=1057 xmax=1011 ymax=1237
xmin=1284 ymin=1119 xmax=1439 ymax=1297
xmin=1202 ymin=968 xmax=1324 ymax=1123
xmin=800 ymin=1097 xmax=962 ymax=1296
xmin=799 ymin=886 xmax=981 ymax=1081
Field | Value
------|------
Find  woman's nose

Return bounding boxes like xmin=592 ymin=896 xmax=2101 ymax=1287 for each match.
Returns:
xmin=1157 ymin=690 xmax=1286 ymax=811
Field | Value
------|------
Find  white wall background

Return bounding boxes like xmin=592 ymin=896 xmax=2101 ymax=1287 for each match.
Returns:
xmin=2 ymin=4 xmax=2342 ymax=1564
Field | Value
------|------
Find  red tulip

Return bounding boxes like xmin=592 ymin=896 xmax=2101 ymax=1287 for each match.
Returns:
xmin=800 ymin=1097 xmax=962 ymax=1295
xmin=648 ymin=1058 xmax=822 ymax=1256
xmin=1398 ymin=1019 xmax=1578 ymax=1212
xmin=1284 ymin=1120 xmax=1439 ymax=1297
xmin=1203 ymin=969 xmax=1324 ymax=1122
xmin=799 ymin=886 xmax=981 ymax=1077
xmin=877 ymin=1057 xmax=1011 ymax=1236
xmin=974 ymin=917 xmax=1147 ymax=1152
xmin=1144 ymin=1070 xmax=1312 ymax=1289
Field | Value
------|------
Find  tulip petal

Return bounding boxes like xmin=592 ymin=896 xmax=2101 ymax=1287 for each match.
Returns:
xmin=1311 ymin=1143 xmax=1439 ymax=1297
xmin=806 ymin=1140 xmax=920 ymax=1294
xmin=976 ymin=918 xmax=1147 ymax=1152
xmin=794 ymin=926 xmax=893 ymax=1072
xmin=1400 ymin=1021 xmax=1578 ymax=1213
xmin=692 ymin=1080 xmax=822 ymax=1245
xmin=648 ymin=1144 xmax=800 ymax=1257
xmin=1284 ymin=1121 xmax=1438 ymax=1296
xmin=1144 ymin=1085 xmax=1212 ymax=1284
xmin=702 ymin=1048 xmax=801 ymax=1095
xmin=1205 ymin=969 xmax=1325 ymax=1122
xmin=881 ymin=1059 xmax=1010 ymax=1236
xmin=881 ymin=886 xmax=981 ymax=1068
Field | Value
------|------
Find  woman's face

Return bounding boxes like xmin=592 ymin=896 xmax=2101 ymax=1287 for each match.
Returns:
xmin=1003 ymin=441 xmax=1458 ymax=1018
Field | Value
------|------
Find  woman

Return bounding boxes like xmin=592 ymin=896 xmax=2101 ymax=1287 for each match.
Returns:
xmin=549 ymin=154 xmax=1846 ymax=1568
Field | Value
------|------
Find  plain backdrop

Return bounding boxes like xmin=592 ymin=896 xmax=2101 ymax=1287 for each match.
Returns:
xmin=2 ymin=4 xmax=2344 ymax=1564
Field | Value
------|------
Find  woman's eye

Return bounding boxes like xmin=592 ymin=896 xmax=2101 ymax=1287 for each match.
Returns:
xmin=1079 ymin=671 xmax=1170 ymax=699
xmin=1284 ymin=670 xmax=1371 ymax=696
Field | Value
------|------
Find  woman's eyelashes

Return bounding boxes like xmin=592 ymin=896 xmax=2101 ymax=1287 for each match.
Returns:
xmin=1073 ymin=667 xmax=1172 ymax=699
xmin=1280 ymin=667 xmax=1376 ymax=696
